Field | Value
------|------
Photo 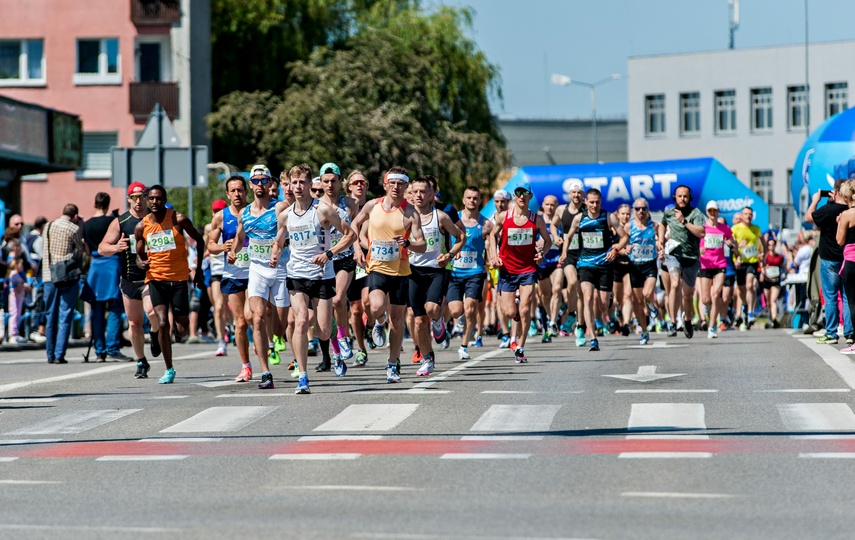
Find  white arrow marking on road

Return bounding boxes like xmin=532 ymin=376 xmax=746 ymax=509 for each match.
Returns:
xmin=603 ymin=365 xmax=685 ymax=383
xmin=624 ymin=341 xmax=688 ymax=349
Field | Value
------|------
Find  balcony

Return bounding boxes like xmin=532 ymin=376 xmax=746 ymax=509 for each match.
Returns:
xmin=131 ymin=0 xmax=181 ymax=25
xmin=130 ymin=82 xmax=179 ymax=119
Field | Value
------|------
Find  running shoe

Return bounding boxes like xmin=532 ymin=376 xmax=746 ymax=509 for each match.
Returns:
xmin=386 ymin=362 xmax=401 ymax=384
xmin=474 ymin=335 xmax=483 ymax=347
xmin=509 ymin=336 xmax=519 ymax=351
xmin=527 ymin=321 xmax=538 ymax=337
xmin=541 ymin=332 xmax=552 ymax=343
xmin=738 ymin=322 xmax=748 ymax=332
xmin=258 ymin=372 xmax=275 ymax=389
xmin=215 ymin=340 xmax=228 ymax=357
xmin=158 ymin=368 xmax=175 ymax=384
xmin=514 ymin=348 xmax=528 ymax=364
xmin=334 ymin=355 xmax=348 ymax=377
xmin=620 ymin=324 xmax=631 ymax=337
xmin=235 ymin=365 xmax=253 ymax=382
xmin=431 ymin=317 xmax=447 ymax=344
xmin=366 ymin=332 xmax=376 ymax=350
xmin=287 ymin=361 xmax=296 ymax=370
xmin=638 ymin=332 xmax=649 ymax=345
xmin=295 ymin=375 xmax=311 ymax=394
xmin=273 ymin=335 xmax=287 ymax=352
xmin=589 ymin=339 xmax=600 ymax=352
xmin=307 ymin=338 xmax=319 ymax=357
xmin=667 ymin=323 xmax=678 ymax=337
xmin=458 ymin=346 xmax=471 ymax=360
xmin=683 ymin=320 xmax=694 ymax=339
xmin=150 ymin=331 xmax=161 ymax=358
xmin=372 ymin=323 xmax=387 ymax=348
xmin=499 ymin=334 xmax=511 ymax=349
xmin=338 ymin=336 xmax=353 ymax=360
xmin=574 ymin=327 xmax=586 ymax=347
xmin=840 ymin=345 xmax=855 ymax=355
xmin=268 ymin=348 xmax=280 ymax=366
xmin=291 ymin=365 xmax=300 ymax=379
xmin=845 ymin=335 xmax=855 ymax=345
xmin=315 ymin=358 xmax=331 ymax=372
xmin=411 ymin=347 xmax=422 ymax=364
xmin=134 ymin=360 xmax=150 ymax=379
xmin=353 ymin=350 xmax=368 ymax=367
xmin=719 ymin=322 xmax=728 ymax=332
xmin=440 ymin=335 xmax=450 ymax=349
xmin=812 ymin=328 xmax=827 ymax=337
xmin=416 ymin=357 xmax=434 ymax=376
xmin=187 ymin=336 xmax=201 ymax=344
xmin=747 ymin=315 xmax=756 ymax=328
xmin=452 ymin=320 xmax=464 ymax=338
xmin=817 ymin=335 xmax=839 ymax=344
xmin=707 ymin=328 xmax=718 ymax=339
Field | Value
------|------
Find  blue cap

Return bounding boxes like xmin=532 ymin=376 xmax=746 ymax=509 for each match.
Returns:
xmin=319 ymin=162 xmax=341 ymax=176
xmin=513 ymin=182 xmax=532 ymax=195
xmin=164 ymin=202 xmax=174 ymax=210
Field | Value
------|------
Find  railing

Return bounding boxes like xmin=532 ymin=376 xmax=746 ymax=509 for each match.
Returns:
xmin=131 ymin=0 xmax=181 ymax=25
xmin=129 ymin=82 xmax=179 ymax=118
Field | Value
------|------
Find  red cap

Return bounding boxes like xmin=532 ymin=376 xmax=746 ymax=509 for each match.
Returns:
xmin=211 ymin=199 xmax=227 ymax=212
xmin=127 ymin=182 xmax=147 ymax=196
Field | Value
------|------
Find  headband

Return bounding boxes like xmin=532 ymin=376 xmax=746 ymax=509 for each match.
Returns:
xmin=386 ymin=173 xmax=410 ymax=183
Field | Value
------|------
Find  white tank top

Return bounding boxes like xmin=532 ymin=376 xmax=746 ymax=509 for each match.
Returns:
xmin=285 ymin=199 xmax=334 ymax=280
xmin=408 ymin=208 xmax=444 ymax=268
xmin=330 ymin=196 xmax=354 ymax=261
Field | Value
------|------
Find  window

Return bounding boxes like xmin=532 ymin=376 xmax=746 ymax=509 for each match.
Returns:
xmin=826 ymin=82 xmax=848 ymax=118
xmin=645 ymin=94 xmax=665 ymax=136
xmin=679 ymin=92 xmax=700 ymax=135
xmin=78 ymin=132 xmax=118 ymax=178
xmin=787 ymin=169 xmax=793 ymax=205
xmin=714 ymin=90 xmax=736 ymax=134
xmin=74 ymin=38 xmax=120 ymax=85
xmin=751 ymin=170 xmax=774 ymax=204
xmin=750 ymin=88 xmax=773 ymax=132
xmin=0 ymin=39 xmax=44 ymax=85
xmin=788 ymin=85 xmax=809 ymax=130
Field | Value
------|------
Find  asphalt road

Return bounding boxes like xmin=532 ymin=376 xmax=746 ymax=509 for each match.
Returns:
xmin=0 ymin=328 xmax=854 ymax=539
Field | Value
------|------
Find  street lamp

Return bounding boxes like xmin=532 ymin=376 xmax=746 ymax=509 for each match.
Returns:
xmin=551 ymin=72 xmax=623 ymax=163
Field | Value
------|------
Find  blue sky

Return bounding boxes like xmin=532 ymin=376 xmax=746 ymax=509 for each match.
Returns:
xmin=429 ymin=0 xmax=855 ymax=120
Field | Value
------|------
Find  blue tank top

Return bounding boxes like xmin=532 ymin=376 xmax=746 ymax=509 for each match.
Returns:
xmin=577 ymin=210 xmax=612 ymax=269
xmin=451 ymin=215 xmax=486 ymax=277
xmin=241 ymin=205 xmax=278 ymax=267
xmin=629 ymin=220 xmax=657 ymax=263
xmin=223 ymin=207 xmax=249 ymax=279
xmin=539 ymin=222 xmax=562 ymax=269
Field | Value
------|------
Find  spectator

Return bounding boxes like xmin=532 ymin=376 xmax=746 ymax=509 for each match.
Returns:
xmin=24 ymin=216 xmax=47 ymax=343
xmin=5 ymin=254 xmax=29 ymax=344
xmin=42 ymin=204 xmax=84 ymax=364
xmin=8 ymin=214 xmax=23 ymax=233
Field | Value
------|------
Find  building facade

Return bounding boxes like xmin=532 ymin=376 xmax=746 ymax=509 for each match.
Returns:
xmin=498 ymin=118 xmax=627 ymax=167
xmin=0 ymin=0 xmax=210 ymax=223
xmin=628 ymin=40 xmax=854 ymax=210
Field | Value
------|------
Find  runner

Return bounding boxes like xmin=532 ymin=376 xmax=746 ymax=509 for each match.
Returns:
xmin=611 ymin=204 xmax=633 ymax=336
xmin=228 ymin=165 xmax=289 ymax=390
xmin=448 ymin=185 xmax=493 ymax=360
xmin=273 ymin=163 xmax=356 ymax=393
xmin=134 ymin=185 xmax=205 ymax=383
xmin=762 ymin=238 xmax=787 ymax=328
xmin=407 ymin=177 xmax=464 ymax=374
xmin=657 ymin=185 xmax=706 ymax=339
xmin=344 ymin=170 xmax=372 ymax=366
xmin=208 ymin=175 xmax=252 ymax=381
xmin=206 ymin=200 xmax=228 ymax=356
xmin=554 ymin=180 xmax=586 ymax=347
xmin=625 ymin=197 xmax=659 ymax=345
xmin=536 ymin=195 xmax=564 ymax=343
xmin=488 ymin=182 xmax=551 ymax=363
xmin=731 ymin=206 xmax=766 ymax=330
xmin=490 ymin=189 xmax=512 ymax=348
xmin=697 ymin=201 xmax=733 ymax=339
xmin=560 ymin=188 xmax=628 ymax=351
xmin=350 ymin=166 xmax=427 ymax=383
xmin=97 ymin=182 xmax=159 ymax=378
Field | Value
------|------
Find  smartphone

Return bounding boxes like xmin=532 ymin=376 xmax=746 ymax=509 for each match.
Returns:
xmin=820 ymin=190 xmax=832 ymax=198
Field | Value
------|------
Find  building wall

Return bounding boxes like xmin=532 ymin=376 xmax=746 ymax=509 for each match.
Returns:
xmin=498 ymin=119 xmax=627 ymax=167
xmin=628 ymin=40 xmax=855 ymax=206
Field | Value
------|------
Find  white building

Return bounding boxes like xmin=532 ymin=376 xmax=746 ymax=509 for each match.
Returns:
xmin=628 ymin=40 xmax=853 ymax=210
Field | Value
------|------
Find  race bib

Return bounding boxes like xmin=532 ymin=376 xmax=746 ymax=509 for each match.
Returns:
xmin=330 ymin=230 xmax=344 ymax=247
xmin=742 ymin=243 xmax=758 ymax=259
xmin=724 ymin=245 xmax=731 ymax=258
xmin=371 ymin=240 xmax=399 ymax=262
xmin=146 ymin=230 xmax=176 ymax=253
xmin=568 ymin=234 xmax=580 ymax=251
xmin=289 ymin=224 xmax=317 ymax=249
xmin=453 ymin=250 xmax=479 ymax=269
xmin=507 ymin=228 xmax=533 ymax=246
xmin=664 ymin=239 xmax=680 ymax=255
xmin=581 ymin=231 xmax=604 ymax=250
xmin=248 ymin=238 xmax=274 ymax=262
xmin=632 ymin=244 xmax=655 ymax=261
xmin=424 ymin=228 xmax=442 ymax=252
xmin=355 ymin=265 xmax=368 ymax=280
xmin=765 ymin=266 xmax=781 ymax=279
xmin=705 ymin=233 xmax=724 ymax=250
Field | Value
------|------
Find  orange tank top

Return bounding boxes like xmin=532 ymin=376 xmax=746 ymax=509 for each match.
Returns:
xmin=141 ymin=209 xmax=189 ymax=282
xmin=367 ymin=197 xmax=410 ymax=276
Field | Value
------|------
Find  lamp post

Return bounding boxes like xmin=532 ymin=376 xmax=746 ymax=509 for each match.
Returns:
xmin=551 ymin=73 xmax=623 ymax=163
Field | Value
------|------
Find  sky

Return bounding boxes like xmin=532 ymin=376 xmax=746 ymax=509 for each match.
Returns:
xmin=428 ymin=0 xmax=855 ymax=120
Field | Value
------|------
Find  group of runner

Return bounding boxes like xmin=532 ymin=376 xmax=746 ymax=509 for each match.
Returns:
xmin=99 ymin=166 xmax=780 ymax=393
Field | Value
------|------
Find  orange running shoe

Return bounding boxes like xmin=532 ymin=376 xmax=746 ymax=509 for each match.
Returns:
xmin=411 ymin=346 xmax=422 ymax=364
xmin=235 ymin=365 xmax=253 ymax=382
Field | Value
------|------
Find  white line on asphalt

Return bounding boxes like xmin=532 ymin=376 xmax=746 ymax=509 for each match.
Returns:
xmin=351 ymin=534 xmax=600 ymax=540
xmin=777 ymin=403 xmax=855 ymax=432
xmin=0 ymin=524 xmax=181 ymax=533
xmin=274 ymin=485 xmax=421 ymax=491
xmin=0 ymin=398 xmax=60 ymax=403
xmin=195 ymin=381 xmax=241 ymax=388
xmin=6 ymin=409 xmax=141 ymax=435
xmin=800 ymin=453 xmax=855 ymax=458
xmin=347 ymin=390 xmax=450 ymax=395
xmin=96 ymin=455 xmax=188 ymax=461
xmin=618 ymin=452 xmax=713 ymax=459
xmin=270 ymin=453 xmax=360 ymax=460
xmin=757 ymin=389 xmax=851 ymax=393
xmin=627 ymin=403 xmax=708 ymax=434
xmin=440 ymin=453 xmax=531 ymax=460
xmin=461 ymin=435 xmax=545 ymax=441
xmin=794 ymin=336 xmax=855 ymax=389
xmin=615 ymin=390 xmax=717 ymax=394
xmin=298 ymin=435 xmax=384 ymax=441
xmin=481 ymin=390 xmax=585 ymax=394
xmin=620 ymin=491 xmax=734 ymax=498
xmin=138 ymin=438 xmax=223 ymax=443
xmin=216 ymin=393 xmax=291 ymax=397
xmin=409 ymin=349 xmax=505 ymax=390
xmin=626 ymin=434 xmax=710 ymax=440
xmin=161 ymin=406 xmax=278 ymax=433
xmin=0 ymin=479 xmax=59 ymax=484
xmin=0 ymin=458 xmax=19 ymax=462
xmin=314 ymin=404 xmax=419 ymax=432
xmin=0 ymin=364 xmax=131 ymax=394
xmin=0 ymin=439 xmax=62 ymax=445
xmin=470 ymin=405 xmax=561 ymax=433
xmin=86 ymin=395 xmax=188 ymax=401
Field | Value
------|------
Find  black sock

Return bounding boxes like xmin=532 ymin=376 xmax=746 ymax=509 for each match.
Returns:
xmin=319 ymin=339 xmax=331 ymax=361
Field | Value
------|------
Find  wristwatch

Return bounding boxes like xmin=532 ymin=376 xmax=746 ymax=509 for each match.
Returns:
xmin=402 ymin=239 xmax=411 ymax=248
xmin=325 ymin=249 xmax=334 ymax=259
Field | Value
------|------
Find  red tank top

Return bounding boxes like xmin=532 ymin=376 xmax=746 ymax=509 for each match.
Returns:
xmin=499 ymin=209 xmax=537 ymax=274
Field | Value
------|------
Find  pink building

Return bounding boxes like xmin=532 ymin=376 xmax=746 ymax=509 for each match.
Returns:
xmin=0 ymin=0 xmax=210 ymax=223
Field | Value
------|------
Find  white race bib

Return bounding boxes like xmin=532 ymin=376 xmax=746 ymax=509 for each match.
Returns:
xmin=248 ymin=238 xmax=273 ymax=262
xmin=742 ymin=244 xmax=758 ymax=259
xmin=233 ymin=250 xmax=250 ymax=268
xmin=664 ymin=239 xmax=679 ymax=255
xmin=371 ymin=240 xmax=399 ymax=262
xmin=424 ymin=228 xmax=442 ymax=252
xmin=146 ymin=230 xmax=176 ymax=253
xmin=507 ymin=228 xmax=533 ymax=246
xmin=330 ymin=230 xmax=344 ymax=247
xmin=765 ymin=266 xmax=781 ymax=278
xmin=289 ymin=224 xmax=317 ymax=249
xmin=581 ymin=231 xmax=604 ymax=250
xmin=568 ymin=234 xmax=580 ymax=251
xmin=705 ymin=233 xmax=724 ymax=250
xmin=355 ymin=265 xmax=368 ymax=280
xmin=632 ymin=244 xmax=655 ymax=261
xmin=453 ymin=250 xmax=479 ymax=269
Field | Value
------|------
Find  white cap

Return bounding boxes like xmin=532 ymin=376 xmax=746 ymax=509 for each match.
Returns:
xmin=250 ymin=164 xmax=271 ymax=178
xmin=312 ymin=176 xmax=322 ymax=185
xmin=566 ymin=179 xmax=584 ymax=192
xmin=706 ymin=200 xmax=719 ymax=211
xmin=493 ymin=189 xmax=511 ymax=201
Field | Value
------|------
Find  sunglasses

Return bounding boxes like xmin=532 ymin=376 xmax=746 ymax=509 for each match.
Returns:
xmin=311 ymin=188 xmax=324 ymax=195
xmin=633 ymin=206 xmax=648 ymax=211
xmin=514 ymin=190 xmax=531 ymax=197
xmin=250 ymin=177 xmax=270 ymax=185
xmin=128 ymin=194 xmax=145 ymax=201
xmin=350 ymin=180 xmax=367 ymax=186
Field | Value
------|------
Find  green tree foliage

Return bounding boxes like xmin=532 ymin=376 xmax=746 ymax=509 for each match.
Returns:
xmin=208 ymin=3 xmax=509 ymax=201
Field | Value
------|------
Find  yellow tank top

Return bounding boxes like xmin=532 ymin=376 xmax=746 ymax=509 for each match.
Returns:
xmin=142 ymin=209 xmax=189 ymax=282
xmin=367 ymin=198 xmax=411 ymax=276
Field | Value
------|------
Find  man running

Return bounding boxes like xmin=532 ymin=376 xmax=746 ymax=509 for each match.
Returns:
xmin=488 ymin=182 xmax=551 ymax=363
xmin=490 ymin=189 xmax=512 ymax=347
xmin=345 ymin=170 xmax=372 ymax=366
xmin=625 ymin=197 xmax=659 ymax=345
xmin=554 ymin=180 xmax=586 ymax=346
xmin=208 ymin=175 xmax=252 ymax=381
xmin=350 ymin=166 xmax=427 ymax=383
xmin=206 ymin=200 xmax=228 ymax=357
xmin=134 ymin=185 xmax=204 ymax=383
xmin=272 ymin=163 xmax=355 ymax=393
xmin=560 ymin=188 xmax=628 ymax=351
xmin=536 ymin=195 xmax=564 ymax=342
xmin=731 ymin=206 xmax=766 ymax=330
xmin=98 ymin=182 xmax=159 ymax=378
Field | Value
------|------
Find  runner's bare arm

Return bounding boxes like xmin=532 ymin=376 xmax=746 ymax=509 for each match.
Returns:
xmin=178 ymin=213 xmax=205 ymax=285
xmin=271 ymin=210 xmax=289 ymax=266
xmin=558 ymin=214 xmax=582 ymax=266
xmin=535 ymin=214 xmax=552 ymax=256
xmin=133 ymin=220 xmax=149 ymax=269
xmin=402 ymin=206 xmax=426 ymax=253
xmin=440 ymin=210 xmax=466 ymax=259
xmin=324 ymin=204 xmax=356 ymax=256
xmin=228 ymin=220 xmax=246 ymax=265
xmin=550 ymin=210 xmax=564 ymax=246
xmin=610 ymin=213 xmax=630 ymax=252
xmin=97 ymin=218 xmax=127 ymax=256
xmin=487 ymin=215 xmax=503 ymax=267
xmin=207 ymin=211 xmax=231 ymax=255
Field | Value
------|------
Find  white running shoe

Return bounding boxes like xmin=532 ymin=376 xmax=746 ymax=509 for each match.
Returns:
xmin=458 ymin=346 xmax=471 ymax=360
xmin=372 ymin=323 xmax=387 ymax=348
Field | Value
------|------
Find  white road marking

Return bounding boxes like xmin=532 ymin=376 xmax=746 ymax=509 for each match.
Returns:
xmin=461 ymin=435 xmax=545 ymax=441
xmin=0 ymin=458 xmax=19 ymax=462
xmin=409 ymin=349 xmax=504 ymax=390
xmin=620 ymin=491 xmax=734 ymax=499
xmin=216 ymin=393 xmax=291 ymax=397
xmin=274 ymin=485 xmax=420 ymax=491
xmin=6 ymin=409 xmax=141 ymax=435
xmin=621 ymin=403 xmax=709 ymax=458
xmin=619 ymin=452 xmax=713 ymax=459
xmin=469 ymin=405 xmax=561 ymax=433
xmin=0 ymin=439 xmax=62 ymax=445
xmin=86 ymin=395 xmax=188 ymax=401
xmin=0 ymin=398 xmax=60 ymax=403
xmin=0 ymin=479 xmax=59 ymax=484
xmin=794 ymin=336 xmax=855 ymax=389
xmin=298 ymin=435 xmax=383 ymax=441
xmin=351 ymin=534 xmax=598 ymax=540
xmin=194 ymin=381 xmax=242 ymax=388
xmin=160 ymin=406 xmax=277 ymax=433
xmin=757 ymin=389 xmax=850 ymax=393
xmin=481 ymin=390 xmax=584 ymax=394
xmin=623 ymin=342 xmax=688 ymax=349
xmin=800 ymin=453 xmax=855 ymax=458
xmin=615 ymin=390 xmax=717 ymax=394
xmin=356 ymin=390 xmax=450 ymax=395
xmin=603 ymin=365 xmax=685 ymax=383
xmin=0 ymin=364 xmax=131 ymax=394
xmin=314 ymin=404 xmax=419 ymax=432
xmin=440 ymin=453 xmax=531 ymax=460
xmin=138 ymin=437 xmax=223 ymax=443
xmin=96 ymin=455 xmax=188 ymax=461
xmin=0 ymin=525 xmax=180 ymax=533
xmin=777 ymin=403 xmax=855 ymax=432
xmin=270 ymin=453 xmax=360 ymax=460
